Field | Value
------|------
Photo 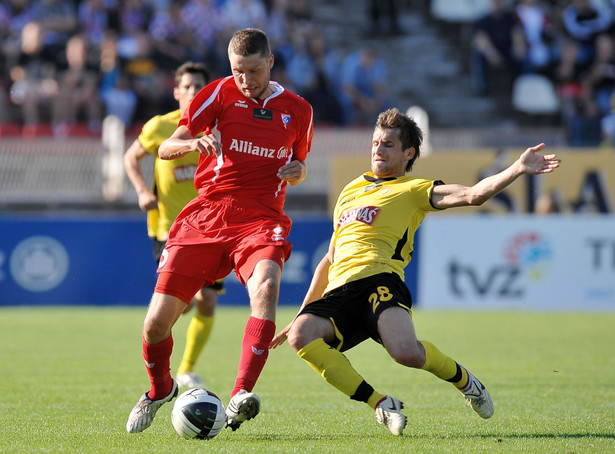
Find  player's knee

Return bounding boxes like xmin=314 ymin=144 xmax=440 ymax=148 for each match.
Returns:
xmin=287 ymin=315 xmax=330 ymax=352
xmin=143 ymin=317 xmax=172 ymax=344
xmin=249 ymin=278 xmax=280 ymax=319
xmin=194 ymin=289 xmax=216 ymax=316
xmin=286 ymin=324 xmax=306 ymax=352
xmin=389 ymin=346 xmax=425 ymax=369
xmin=254 ymin=276 xmax=279 ymax=301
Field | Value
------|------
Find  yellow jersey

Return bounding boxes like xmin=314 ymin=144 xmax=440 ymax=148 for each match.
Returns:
xmin=138 ymin=110 xmax=199 ymax=241
xmin=326 ymin=172 xmax=442 ymax=293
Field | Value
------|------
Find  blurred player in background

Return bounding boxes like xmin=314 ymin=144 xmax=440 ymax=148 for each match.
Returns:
xmin=271 ymin=108 xmax=561 ymax=435
xmin=123 ymin=61 xmax=223 ymax=390
xmin=126 ymin=28 xmax=314 ymax=434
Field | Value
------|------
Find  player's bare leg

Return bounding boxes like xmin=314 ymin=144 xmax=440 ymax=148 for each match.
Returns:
xmin=127 ymin=293 xmax=186 ymax=432
xmin=226 ymin=260 xmax=281 ymax=430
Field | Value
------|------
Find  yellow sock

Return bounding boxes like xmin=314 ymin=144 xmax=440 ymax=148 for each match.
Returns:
xmin=420 ymin=340 xmax=468 ymax=389
xmin=298 ymin=338 xmax=383 ymax=408
xmin=367 ymin=391 xmax=386 ymax=409
xmin=177 ymin=312 xmax=214 ymax=376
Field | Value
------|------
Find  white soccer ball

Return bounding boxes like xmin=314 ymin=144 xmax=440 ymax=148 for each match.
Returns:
xmin=171 ymin=388 xmax=226 ymax=439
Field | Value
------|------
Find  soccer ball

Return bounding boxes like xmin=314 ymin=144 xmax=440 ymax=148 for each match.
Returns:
xmin=171 ymin=388 xmax=226 ymax=439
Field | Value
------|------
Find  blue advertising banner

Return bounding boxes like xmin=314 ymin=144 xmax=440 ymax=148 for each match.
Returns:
xmin=0 ymin=214 xmax=157 ymax=305
xmin=0 ymin=214 xmax=419 ymax=307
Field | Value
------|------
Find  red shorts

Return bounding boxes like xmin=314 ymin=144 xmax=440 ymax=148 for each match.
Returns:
xmin=155 ymin=195 xmax=292 ymax=303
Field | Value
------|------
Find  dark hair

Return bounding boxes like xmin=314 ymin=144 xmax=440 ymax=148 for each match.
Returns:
xmin=228 ymin=28 xmax=271 ymax=58
xmin=375 ymin=108 xmax=423 ymax=172
xmin=174 ymin=61 xmax=210 ymax=87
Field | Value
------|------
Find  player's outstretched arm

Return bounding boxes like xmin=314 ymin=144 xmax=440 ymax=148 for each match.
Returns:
xmin=432 ymin=143 xmax=561 ymax=210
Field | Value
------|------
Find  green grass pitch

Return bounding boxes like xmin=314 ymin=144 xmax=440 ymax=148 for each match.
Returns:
xmin=1 ymin=306 xmax=614 ymax=453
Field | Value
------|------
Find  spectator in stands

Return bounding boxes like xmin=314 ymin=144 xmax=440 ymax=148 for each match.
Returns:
xmin=110 ymin=1 xmax=167 ymax=123
xmin=9 ymin=21 xmax=59 ymax=133
xmin=556 ymin=1 xmax=613 ymax=146
xmin=220 ymin=0 xmax=268 ymax=39
xmin=600 ymin=90 xmax=615 ymax=147
xmin=286 ymin=26 xmax=344 ymax=125
xmin=366 ymin=0 xmax=402 ymax=37
xmin=285 ymin=0 xmax=312 ymax=25
xmin=99 ymin=33 xmax=137 ymax=127
xmin=263 ymin=0 xmax=288 ymax=52
xmin=30 ymin=0 xmax=77 ymax=57
xmin=148 ymin=3 xmax=193 ymax=71
xmin=515 ymin=0 xmax=557 ymax=75
xmin=559 ymin=0 xmax=612 ymax=69
xmin=581 ymin=33 xmax=615 ymax=117
xmin=469 ymin=0 xmax=525 ymax=95
xmin=180 ymin=0 xmax=226 ymax=76
xmin=118 ymin=0 xmax=152 ymax=33
xmin=340 ymin=47 xmax=391 ymax=125
xmin=52 ymin=34 xmax=102 ymax=136
xmin=0 ymin=2 xmax=16 ymax=121
xmin=77 ymin=0 xmax=111 ymax=49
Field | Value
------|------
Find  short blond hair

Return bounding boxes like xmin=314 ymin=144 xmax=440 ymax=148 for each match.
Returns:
xmin=228 ymin=28 xmax=271 ymax=58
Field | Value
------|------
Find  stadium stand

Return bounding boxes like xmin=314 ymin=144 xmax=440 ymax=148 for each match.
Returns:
xmin=1 ymin=0 xmax=611 ymax=212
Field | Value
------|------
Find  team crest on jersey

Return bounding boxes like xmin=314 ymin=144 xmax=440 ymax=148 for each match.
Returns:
xmin=281 ymin=113 xmax=291 ymax=129
xmin=338 ymin=206 xmax=380 ymax=229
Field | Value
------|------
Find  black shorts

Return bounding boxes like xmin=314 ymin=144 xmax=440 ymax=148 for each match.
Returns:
xmin=153 ymin=239 xmax=224 ymax=292
xmin=298 ymin=272 xmax=413 ymax=352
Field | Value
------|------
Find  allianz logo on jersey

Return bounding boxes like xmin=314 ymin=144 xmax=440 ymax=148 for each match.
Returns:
xmin=229 ymin=138 xmax=290 ymax=159
xmin=173 ymin=165 xmax=197 ymax=183
xmin=338 ymin=206 xmax=380 ymax=229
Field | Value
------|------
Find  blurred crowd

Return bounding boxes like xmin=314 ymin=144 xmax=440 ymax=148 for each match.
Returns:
xmin=469 ymin=0 xmax=615 ymax=146
xmin=3 ymin=0 xmax=615 ymax=146
xmin=0 ymin=0 xmax=393 ymax=138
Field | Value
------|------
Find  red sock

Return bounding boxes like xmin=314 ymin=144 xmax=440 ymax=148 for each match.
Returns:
xmin=143 ymin=334 xmax=174 ymax=400
xmin=231 ymin=317 xmax=275 ymax=397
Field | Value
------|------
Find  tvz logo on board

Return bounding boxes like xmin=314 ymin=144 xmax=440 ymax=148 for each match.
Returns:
xmin=448 ymin=232 xmax=552 ymax=297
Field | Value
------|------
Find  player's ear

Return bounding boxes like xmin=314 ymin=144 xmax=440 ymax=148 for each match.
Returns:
xmin=173 ymin=86 xmax=180 ymax=102
xmin=268 ymin=54 xmax=274 ymax=70
xmin=405 ymin=147 xmax=415 ymax=162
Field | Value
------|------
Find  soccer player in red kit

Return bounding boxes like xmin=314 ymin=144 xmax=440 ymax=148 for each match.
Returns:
xmin=126 ymin=28 xmax=314 ymax=433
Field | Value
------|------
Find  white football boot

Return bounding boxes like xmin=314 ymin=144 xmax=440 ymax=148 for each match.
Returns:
xmin=225 ymin=390 xmax=261 ymax=431
xmin=126 ymin=380 xmax=178 ymax=433
xmin=460 ymin=367 xmax=494 ymax=419
xmin=375 ymin=395 xmax=407 ymax=436
xmin=176 ymin=371 xmax=205 ymax=388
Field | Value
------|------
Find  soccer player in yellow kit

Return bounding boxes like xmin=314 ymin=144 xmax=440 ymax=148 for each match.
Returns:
xmin=124 ymin=61 xmax=222 ymax=389
xmin=272 ymin=108 xmax=561 ymax=435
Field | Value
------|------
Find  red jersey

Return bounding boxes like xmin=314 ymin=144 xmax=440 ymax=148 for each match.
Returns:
xmin=179 ymin=76 xmax=314 ymax=215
